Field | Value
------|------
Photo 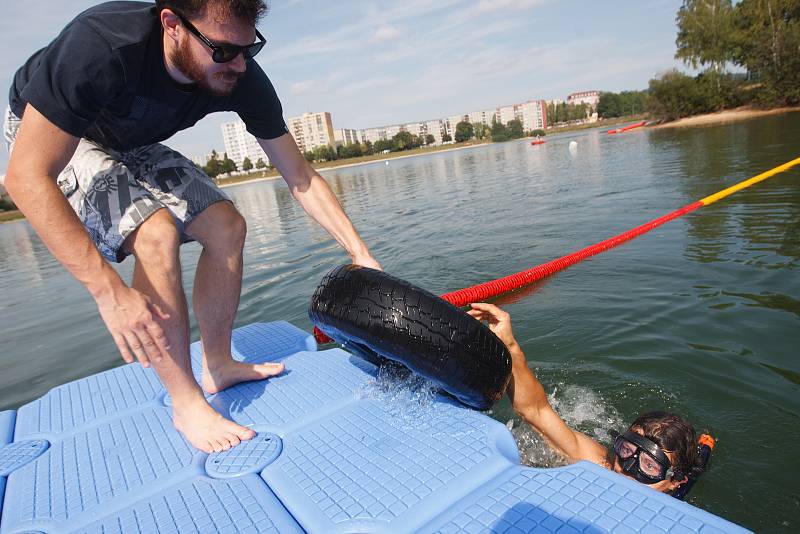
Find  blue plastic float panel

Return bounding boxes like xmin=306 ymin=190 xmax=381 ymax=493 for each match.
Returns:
xmin=0 ymin=321 xmax=750 ymax=533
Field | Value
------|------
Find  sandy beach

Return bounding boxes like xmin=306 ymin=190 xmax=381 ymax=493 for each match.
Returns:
xmin=654 ymin=106 xmax=800 ymax=129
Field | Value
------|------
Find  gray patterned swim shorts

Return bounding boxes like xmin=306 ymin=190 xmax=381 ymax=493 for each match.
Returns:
xmin=3 ymin=107 xmax=230 ymax=262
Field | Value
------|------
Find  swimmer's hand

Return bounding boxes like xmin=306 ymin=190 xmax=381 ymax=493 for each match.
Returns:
xmin=467 ymin=303 xmax=517 ymax=349
xmin=352 ymin=254 xmax=382 ymax=271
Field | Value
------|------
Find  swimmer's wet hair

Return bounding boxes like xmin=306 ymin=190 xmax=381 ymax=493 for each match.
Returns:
xmin=155 ymin=0 xmax=268 ymax=26
xmin=629 ymin=411 xmax=706 ymax=481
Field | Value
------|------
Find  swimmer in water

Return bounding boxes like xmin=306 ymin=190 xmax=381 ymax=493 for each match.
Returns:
xmin=468 ymin=303 xmax=712 ymax=498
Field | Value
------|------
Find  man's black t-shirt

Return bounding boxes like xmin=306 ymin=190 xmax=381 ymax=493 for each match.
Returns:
xmin=8 ymin=1 xmax=287 ymax=151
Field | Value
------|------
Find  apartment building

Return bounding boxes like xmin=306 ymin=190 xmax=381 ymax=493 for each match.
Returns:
xmin=519 ymin=100 xmax=548 ymax=131
xmin=286 ymin=112 xmax=335 ymax=153
xmin=567 ymin=90 xmax=601 ymax=109
xmin=221 ymin=120 xmax=270 ymax=167
xmin=333 ymin=128 xmax=362 ymax=146
xmin=467 ymin=110 xmax=497 ymax=126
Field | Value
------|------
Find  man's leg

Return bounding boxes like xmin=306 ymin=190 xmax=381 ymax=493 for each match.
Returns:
xmin=183 ymin=201 xmax=284 ymax=393
xmin=124 ymin=208 xmax=256 ymax=453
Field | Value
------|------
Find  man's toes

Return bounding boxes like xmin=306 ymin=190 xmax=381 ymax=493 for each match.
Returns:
xmin=235 ymin=426 xmax=255 ymax=440
xmin=224 ymin=432 xmax=242 ymax=447
xmin=259 ymin=362 xmax=285 ymax=377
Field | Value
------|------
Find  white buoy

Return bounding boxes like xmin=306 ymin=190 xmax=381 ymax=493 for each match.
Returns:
xmin=568 ymin=141 xmax=578 ymax=155
xmin=385 ymin=161 xmax=389 ymax=166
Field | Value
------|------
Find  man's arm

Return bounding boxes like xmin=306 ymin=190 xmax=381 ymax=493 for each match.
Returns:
xmin=467 ymin=303 xmax=609 ymax=466
xmin=258 ymin=134 xmax=380 ymax=270
xmin=5 ymin=104 xmax=170 ymax=367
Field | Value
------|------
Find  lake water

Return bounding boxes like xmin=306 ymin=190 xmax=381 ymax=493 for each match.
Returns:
xmin=2 ymin=113 xmax=799 ymax=532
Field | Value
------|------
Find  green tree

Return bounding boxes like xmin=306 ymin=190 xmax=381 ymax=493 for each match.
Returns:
xmin=221 ymin=153 xmax=237 ymax=175
xmin=733 ymin=0 xmax=800 ymax=104
xmin=442 ymin=133 xmax=452 ymax=142
xmin=506 ymin=119 xmax=524 ymax=139
xmin=490 ymin=117 xmax=509 ymax=142
xmin=311 ymin=145 xmax=337 ymax=161
xmin=0 ymin=197 xmax=17 ymax=211
xmin=337 ymin=142 xmax=363 ymax=159
xmin=242 ymin=157 xmax=253 ymax=172
xmin=531 ymin=129 xmax=546 ymax=137
xmin=202 ymin=150 xmax=222 ymax=178
xmin=425 ymin=134 xmax=436 ymax=145
xmin=373 ymin=139 xmax=393 ymax=152
xmin=362 ymin=140 xmax=374 ymax=155
xmin=598 ymin=91 xmax=648 ymax=118
xmin=255 ymin=158 xmax=266 ymax=169
xmin=647 ymin=69 xmax=708 ymax=120
xmin=454 ymin=121 xmax=474 ymax=142
xmin=598 ymin=92 xmax=623 ymax=118
xmin=391 ymin=131 xmax=414 ymax=151
xmin=675 ymin=0 xmax=736 ymax=74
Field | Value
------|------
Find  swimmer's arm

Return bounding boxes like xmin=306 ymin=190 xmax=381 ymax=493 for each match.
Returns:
xmin=467 ymin=303 xmax=608 ymax=466
xmin=258 ymin=134 xmax=381 ymax=270
xmin=507 ymin=343 xmax=609 ymax=465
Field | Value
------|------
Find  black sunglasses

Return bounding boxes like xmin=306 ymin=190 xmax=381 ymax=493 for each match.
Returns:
xmin=177 ymin=13 xmax=266 ymax=63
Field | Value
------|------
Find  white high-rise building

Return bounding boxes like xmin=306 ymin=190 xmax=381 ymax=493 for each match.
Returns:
xmin=567 ymin=90 xmax=601 ymax=109
xmin=333 ymin=128 xmax=362 ymax=146
xmin=447 ymin=114 xmax=469 ymax=136
xmin=286 ymin=112 xmax=336 ymax=153
xmin=424 ymin=120 xmax=447 ymax=144
xmin=519 ymin=100 xmax=548 ymax=131
xmin=467 ymin=109 xmax=497 ymax=126
xmin=497 ymin=104 xmax=520 ymax=125
xmin=221 ymin=120 xmax=270 ymax=168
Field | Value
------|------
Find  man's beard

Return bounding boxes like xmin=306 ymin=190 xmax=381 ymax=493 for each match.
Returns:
xmin=171 ymin=39 xmax=243 ymax=97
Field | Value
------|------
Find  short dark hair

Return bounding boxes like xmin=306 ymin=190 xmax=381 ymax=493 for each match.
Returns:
xmin=155 ymin=0 xmax=268 ymax=26
xmin=629 ymin=411 xmax=704 ymax=481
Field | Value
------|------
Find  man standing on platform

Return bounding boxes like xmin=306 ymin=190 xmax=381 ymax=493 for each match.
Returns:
xmin=3 ymin=0 xmax=380 ymax=452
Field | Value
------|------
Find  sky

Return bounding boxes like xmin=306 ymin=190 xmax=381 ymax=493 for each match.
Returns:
xmin=0 ymin=0 xmax=687 ymax=172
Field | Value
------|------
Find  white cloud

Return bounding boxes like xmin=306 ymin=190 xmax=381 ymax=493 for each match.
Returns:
xmin=371 ymin=25 xmax=402 ymax=43
xmin=475 ymin=0 xmax=546 ymax=14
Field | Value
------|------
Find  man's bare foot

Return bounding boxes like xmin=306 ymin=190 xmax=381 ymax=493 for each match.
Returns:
xmin=201 ymin=357 xmax=285 ymax=395
xmin=172 ymin=394 xmax=255 ymax=453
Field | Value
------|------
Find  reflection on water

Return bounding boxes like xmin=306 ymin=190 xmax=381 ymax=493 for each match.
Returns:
xmin=1 ymin=113 xmax=799 ymax=532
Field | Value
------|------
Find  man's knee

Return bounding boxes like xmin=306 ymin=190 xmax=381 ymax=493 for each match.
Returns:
xmin=188 ymin=201 xmax=247 ymax=250
xmin=125 ymin=209 xmax=181 ymax=263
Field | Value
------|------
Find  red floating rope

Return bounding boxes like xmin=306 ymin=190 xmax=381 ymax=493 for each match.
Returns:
xmin=312 ymin=155 xmax=800 ymax=344
xmin=440 ymin=201 xmax=703 ymax=307
xmin=312 ymin=200 xmax=703 ymax=344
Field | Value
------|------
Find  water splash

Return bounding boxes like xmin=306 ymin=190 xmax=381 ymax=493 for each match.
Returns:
xmin=356 ymin=364 xmax=440 ymax=429
xmin=509 ymin=383 xmax=624 ymax=468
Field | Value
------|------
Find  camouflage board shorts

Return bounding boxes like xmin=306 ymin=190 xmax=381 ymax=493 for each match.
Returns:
xmin=3 ymin=107 xmax=230 ymax=262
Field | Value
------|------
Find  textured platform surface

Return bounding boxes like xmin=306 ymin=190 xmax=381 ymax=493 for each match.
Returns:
xmin=0 ymin=321 xmax=749 ymax=533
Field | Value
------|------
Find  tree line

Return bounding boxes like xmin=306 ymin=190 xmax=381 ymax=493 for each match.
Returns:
xmin=201 ymin=150 xmax=270 ymax=179
xmin=647 ymin=0 xmax=799 ymax=120
xmin=299 ymin=120 xmax=545 ymax=163
xmin=546 ymin=102 xmax=592 ymax=124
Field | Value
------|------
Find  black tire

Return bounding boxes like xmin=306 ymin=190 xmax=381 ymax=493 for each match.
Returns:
xmin=309 ymin=265 xmax=512 ymax=410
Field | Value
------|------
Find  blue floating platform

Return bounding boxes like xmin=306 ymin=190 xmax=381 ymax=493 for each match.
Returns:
xmin=0 ymin=321 xmax=750 ymax=533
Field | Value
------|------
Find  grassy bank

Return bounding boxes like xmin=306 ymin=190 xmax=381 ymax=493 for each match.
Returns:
xmin=0 ymin=210 xmax=23 ymax=223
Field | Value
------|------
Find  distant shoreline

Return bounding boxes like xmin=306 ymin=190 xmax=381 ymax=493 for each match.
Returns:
xmin=218 ymin=140 xmax=497 ymax=189
xmin=653 ymin=105 xmax=800 ymax=129
xmin=218 ymin=116 xmax=643 ymax=189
